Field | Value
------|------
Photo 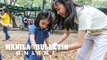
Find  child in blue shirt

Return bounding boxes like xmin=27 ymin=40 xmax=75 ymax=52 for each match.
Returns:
xmin=24 ymin=10 xmax=53 ymax=60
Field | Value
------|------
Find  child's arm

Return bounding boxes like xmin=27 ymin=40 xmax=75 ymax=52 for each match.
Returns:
xmin=30 ymin=34 xmax=43 ymax=56
xmin=29 ymin=25 xmax=37 ymax=49
xmin=57 ymin=29 xmax=70 ymax=44
xmin=29 ymin=25 xmax=42 ymax=56
xmin=45 ymin=38 xmax=53 ymax=54
xmin=30 ymin=34 xmax=36 ymax=50
xmin=45 ymin=38 xmax=52 ymax=47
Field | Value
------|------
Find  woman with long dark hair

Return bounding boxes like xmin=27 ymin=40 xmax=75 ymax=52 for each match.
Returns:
xmin=52 ymin=0 xmax=107 ymax=60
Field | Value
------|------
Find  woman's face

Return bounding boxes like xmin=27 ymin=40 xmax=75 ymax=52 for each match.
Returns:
xmin=39 ymin=19 xmax=49 ymax=29
xmin=54 ymin=2 xmax=66 ymax=17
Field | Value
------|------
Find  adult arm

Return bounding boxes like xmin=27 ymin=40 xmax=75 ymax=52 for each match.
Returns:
xmin=57 ymin=29 xmax=70 ymax=44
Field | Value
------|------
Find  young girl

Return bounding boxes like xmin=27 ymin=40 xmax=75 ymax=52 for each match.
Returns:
xmin=24 ymin=10 xmax=53 ymax=60
xmin=52 ymin=0 xmax=107 ymax=60
xmin=18 ymin=14 xmax=24 ymax=30
xmin=0 ymin=7 xmax=11 ymax=40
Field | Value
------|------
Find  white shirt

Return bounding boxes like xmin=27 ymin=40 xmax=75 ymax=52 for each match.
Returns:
xmin=76 ymin=5 xmax=107 ymax=30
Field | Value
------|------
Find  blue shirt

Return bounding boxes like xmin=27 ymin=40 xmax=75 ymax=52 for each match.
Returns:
xmin=18 ymin=16 xmax=23 ymax=22
xmin=25 ymin=25 xmax=49 ymax=60
xmin=27 ymin=24 xmax=49 ymax=45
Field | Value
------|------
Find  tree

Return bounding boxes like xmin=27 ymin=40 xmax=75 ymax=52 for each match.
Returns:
xmin=10 ymin=0 xmax=17 ymax=6
xmin=3 ymin=0 xmax=8 ymax=4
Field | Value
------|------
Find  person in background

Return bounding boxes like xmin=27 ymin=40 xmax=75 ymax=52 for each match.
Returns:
xmin=0 ymin=6 xmax=11 ymax=41
xmin=18 ymin=13 xmax=24 ymax=30
xmin=23 ymin=17 xmax=28 ymax=29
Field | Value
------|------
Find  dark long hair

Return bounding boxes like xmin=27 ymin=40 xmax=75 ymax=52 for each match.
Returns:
xmin=52 ymin=0 xmax=82 ymax=30
xmin=34 ymin=10 xmax=53 ymax=31
xmin=2 ymin=6 xmax=10 ymax=16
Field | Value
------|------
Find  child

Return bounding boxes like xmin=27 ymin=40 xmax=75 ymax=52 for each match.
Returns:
xmin=24 ymin=10 xmax=53 ymax=60
xmin=18 ymin=13 xmax=24 ymax=30
xmin=52 ymin=0 xmax=107 ymax=60
xmin=28 ymin=18 xmax=34 ymax=29
xmin=0 ymin=7 xmax=11 ymax=40
xmin=23 ymin=17 xmax=28 ymax=29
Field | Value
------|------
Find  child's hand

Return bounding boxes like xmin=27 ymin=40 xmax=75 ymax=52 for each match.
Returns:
xmin=35 ymin=50 xmax=43 ymax=56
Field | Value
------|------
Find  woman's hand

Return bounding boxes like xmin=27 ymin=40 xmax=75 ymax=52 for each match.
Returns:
xmin=57 ymin=29 xmax=70 ymax=44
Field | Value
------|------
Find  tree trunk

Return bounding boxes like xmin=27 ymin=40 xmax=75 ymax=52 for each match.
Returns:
xmin=10 ymin=0 xmax=18 ymax=28
xmin=10 ymin=0 xmax=17 ymax=6
xmin=3 ymin=0 xmax=8 ymax=4
xmin=12 ymin=15 xmax=17 ymax=28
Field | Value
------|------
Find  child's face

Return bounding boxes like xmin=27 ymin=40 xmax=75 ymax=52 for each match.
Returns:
xmin=39 ymin=19 xmax=49 ymax=29
xmin=54 ymin=2 xmax=66 ymax=18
